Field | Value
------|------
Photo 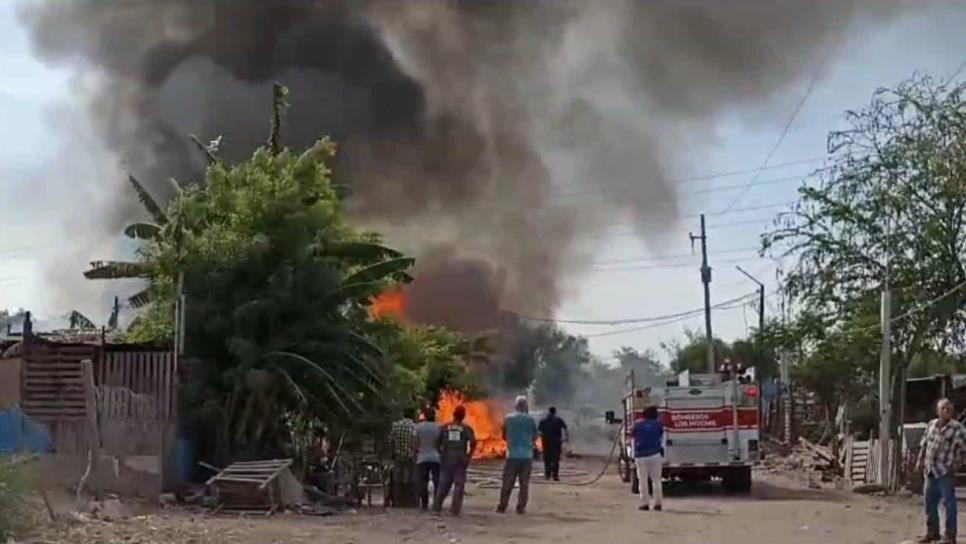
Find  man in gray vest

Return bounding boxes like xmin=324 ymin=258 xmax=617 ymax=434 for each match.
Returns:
xmin=432 ymin=405 xmax=477 ymax=516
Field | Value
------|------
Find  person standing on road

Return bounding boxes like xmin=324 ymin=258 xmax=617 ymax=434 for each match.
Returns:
xmin=414 ymin=407 xmax=442 ymax=510
xmin=538 ymin=406 xmax=568 ymax=481
xmin=632 ymin=406 xmax=664 ymax=512
xmin=916 ymin=398 xmax=966 ymax=543
xmin=389 ymin=409 xmax=418 ymax=507
xmin=433 ymin=405 xmax=477 ymax=516
xmin=498 ymin=395 xmax=538 ymax=514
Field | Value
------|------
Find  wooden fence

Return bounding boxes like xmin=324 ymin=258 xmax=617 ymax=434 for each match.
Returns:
xmin=21 ymin=343 xmax=97 ymax=423
xmin=97 ymin=350 xmax=177 ymax=421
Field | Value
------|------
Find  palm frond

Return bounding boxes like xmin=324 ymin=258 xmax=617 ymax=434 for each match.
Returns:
xmin=316 ymin=241 xmax=402 ymax=263
xmin=128 ymin=288 xmax=152 ymax=309
xmin=265 ymin=350 xmax=361 ymax=412
xmin=128 ymin=175 xmax=167 ymax=225
xmin=268 ymin=83 xmax=290 ymax=155
xmin=189 ymin=134 xmax=220 ymax=166
xmin=67 ymin=310 xmax=95 ymax=330
xmin=84 ymin=261 xmax=151 ymax=280
xmin=123 ymin=222 xmax=161 ymax=240
xmin=270 ymin=364 xmax=309 ymax=407
xmin=341 ymin=257 xmax=415 ymax=287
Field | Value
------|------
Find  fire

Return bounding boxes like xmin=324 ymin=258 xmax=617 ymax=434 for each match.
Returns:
xmin=436 ymin=390 xmax=507 ymax=459
xmin=370 ymin=285 xmax=407 ymax=321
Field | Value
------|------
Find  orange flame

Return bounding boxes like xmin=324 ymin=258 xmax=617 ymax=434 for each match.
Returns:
xmin=436 ymin=390 xmax=507 ymax=459
xmin=370 ymin=285 xmax=407 ymax=321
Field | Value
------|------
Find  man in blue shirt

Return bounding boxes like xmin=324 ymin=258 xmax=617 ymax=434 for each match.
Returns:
xmin=631 ymin=405 xmax=664 ymax=511
xmin=497 ymin=395 xmax=538 ymax=514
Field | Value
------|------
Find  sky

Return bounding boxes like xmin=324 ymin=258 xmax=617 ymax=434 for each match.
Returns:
xmin=2 ymin=2 xmax=966 ymax=361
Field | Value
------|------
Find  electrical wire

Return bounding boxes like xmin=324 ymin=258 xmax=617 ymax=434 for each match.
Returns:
xmin=591 ymin=256 xmax=770 ymax=273
xmin=583 ymin=294 xmax=757 ymax=338
xmin=719 ymin=52 xmax=827 ymax=214
xmin=592 ymin=245 xmax=761 ymax=265
xmin=518 ymin=291 xmax=757 ymax=326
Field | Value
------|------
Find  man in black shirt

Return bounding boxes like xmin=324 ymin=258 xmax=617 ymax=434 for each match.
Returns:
xmin=538 ymin=407 xmax=568 ymax=481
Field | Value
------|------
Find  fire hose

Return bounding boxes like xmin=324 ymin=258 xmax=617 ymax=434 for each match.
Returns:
xmin=469 ymin=424 xmax=624 ymax=488
xmin=539 ymin=423 xmax=623 ymax=487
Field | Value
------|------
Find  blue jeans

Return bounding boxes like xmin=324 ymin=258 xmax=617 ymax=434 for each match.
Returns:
xmin=925 ymin=473 xmax=958 ymax=537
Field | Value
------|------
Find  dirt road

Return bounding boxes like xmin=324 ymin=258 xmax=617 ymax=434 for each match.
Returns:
xmin=46 ymin=458 xmax=929 ymax=544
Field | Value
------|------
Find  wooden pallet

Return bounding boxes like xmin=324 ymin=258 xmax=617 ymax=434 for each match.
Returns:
xmin=206 ymin=459 xmax=295 ymax=513
xmin=849 ymin=440 xmax=870 ymax=485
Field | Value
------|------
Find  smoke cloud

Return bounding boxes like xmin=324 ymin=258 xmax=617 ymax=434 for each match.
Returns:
xmin=20 ymin=0 xmax=901 ymax=323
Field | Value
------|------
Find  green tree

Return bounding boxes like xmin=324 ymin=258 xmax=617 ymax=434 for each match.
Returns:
xmin=119 ymin=86 xmax=416 ymax=459
xmin=613 ymin=346 xmax=667 ymax=386
xmin=531 ymin=331 xmax=591 ymax=407
xmin=763 ymin=75 xmax=966 ymax=390
xmin=661 ymin=329 xmax=733 ymax=374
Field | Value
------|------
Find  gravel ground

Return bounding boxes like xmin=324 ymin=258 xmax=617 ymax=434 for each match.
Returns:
xmin=22 ymin=457 xmax=937 ymax=544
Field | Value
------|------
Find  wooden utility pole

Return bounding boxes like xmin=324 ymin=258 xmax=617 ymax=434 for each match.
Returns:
xmin=690 ymin=214 xmax=714 ymax=373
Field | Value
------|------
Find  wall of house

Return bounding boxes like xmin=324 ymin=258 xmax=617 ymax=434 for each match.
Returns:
xmin=0 ymin=357 xmax=21 ymax=407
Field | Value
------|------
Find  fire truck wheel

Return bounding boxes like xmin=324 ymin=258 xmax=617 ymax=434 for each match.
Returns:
xmin=722 ymin=467 xmax=752 ymax=494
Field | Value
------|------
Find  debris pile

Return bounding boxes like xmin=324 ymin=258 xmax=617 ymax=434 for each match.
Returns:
xmin=761 ymin=438 xmax=846 ymax=488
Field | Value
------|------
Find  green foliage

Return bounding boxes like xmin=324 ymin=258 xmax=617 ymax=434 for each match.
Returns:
xmin=613 ymin=346 xmax=668 ymax=385
xmin=661 ymin=329 xmax=733 ymax=374
xmin=90 ymin=89 xmax=425 ymax=458
xmin=370 ymin=322 xmax=482 ymax=408
xmin=764 ymin=75 xmax=966 ymax=369
xmin=0 ymin=457 xmax=31 ymax=540
xmin=531 ymin=332 xmax=591 ymax=407
xmin=159 ymin=137 xmax=415 ymax=457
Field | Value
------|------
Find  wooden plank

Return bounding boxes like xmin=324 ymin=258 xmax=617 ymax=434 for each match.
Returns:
xmin=162 ymin=352 xmax=172 ymax=420
xmin=81 ymin=359 xmax=100 ymax=453
xmin=213 ymin=476 xmax=271 ymax=484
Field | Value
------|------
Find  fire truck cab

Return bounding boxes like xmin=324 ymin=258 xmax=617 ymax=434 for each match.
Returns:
xmin=608 ymin=363 xmax=760 ymax=493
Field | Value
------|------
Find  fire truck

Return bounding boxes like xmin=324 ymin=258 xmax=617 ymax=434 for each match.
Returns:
xmin=606 ymin=362 xmax=760 ymax=493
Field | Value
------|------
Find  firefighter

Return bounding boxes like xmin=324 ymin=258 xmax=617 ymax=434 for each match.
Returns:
xmin=632 ymin=405 xmax=664 ymax=511
xmin=538 ymin=406 xmax=568 ymax=481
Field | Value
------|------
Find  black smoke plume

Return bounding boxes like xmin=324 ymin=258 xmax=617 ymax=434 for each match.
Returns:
xmin=21 ymin=0 xmax=901 ymax=322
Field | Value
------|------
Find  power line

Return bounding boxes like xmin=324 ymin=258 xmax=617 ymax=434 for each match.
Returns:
xmin=583 ymin=294 xmax=756 ymax=338
xmin=719 ymin=53 xmax=827 ymax=213
xmin=592 ymin=256 xmax=769 ymax=273
xmin=593 ymin=216 xmax=776 ymax=240
xmin=553 ymin=157 xmax=824 ymax=200
xmin=592 ymin=245 xmax=760 ymax=265
xmin=518 ymin=291 xmax=756 ymax=326
xmin=696 ymin=201 xmax=795 ymax=217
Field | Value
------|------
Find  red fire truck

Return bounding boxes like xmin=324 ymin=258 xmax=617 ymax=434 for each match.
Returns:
xmin=607 ymin=363 xmax=760 ymax=493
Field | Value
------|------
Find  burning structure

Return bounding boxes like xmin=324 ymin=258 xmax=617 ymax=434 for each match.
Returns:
xmin=437 ymin=390 xmax=508 ymax=459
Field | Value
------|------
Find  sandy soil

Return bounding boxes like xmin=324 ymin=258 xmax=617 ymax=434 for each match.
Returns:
xmin=39 ymin=457 xmax=935 ymax=544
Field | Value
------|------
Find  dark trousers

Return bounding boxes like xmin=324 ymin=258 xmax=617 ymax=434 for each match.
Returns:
xmin=414 ymin=461 xmax=440 ymax=510
xmin=925 ymin=472 xmax=957 ymax=538
xmin=433 ymin=459 xmax=468 ymax=515
xmin=391 ymin=460 xmax=416 ymax=507
xmin=498 ymin=458 xmax=532 ymax=513
xmin=543 ymin=443 xmax=561 ymax=479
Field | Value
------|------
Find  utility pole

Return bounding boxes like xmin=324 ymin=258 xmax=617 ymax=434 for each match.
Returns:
xmin=878 ymin=289 xmax=892 ymax=487
xmin=736 ymin=265 xmax=766 ymax=439
xmin=690 ymin=214 xmax=714 ymax=373
xmin=735 ymin=266 xmax=765 ymax=342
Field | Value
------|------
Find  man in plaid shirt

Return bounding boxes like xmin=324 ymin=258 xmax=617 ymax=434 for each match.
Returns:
xmin=389 ymin=410 xmax=418 ymax=507
xmin=916 ymin=399 xmax=966 ymax=543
